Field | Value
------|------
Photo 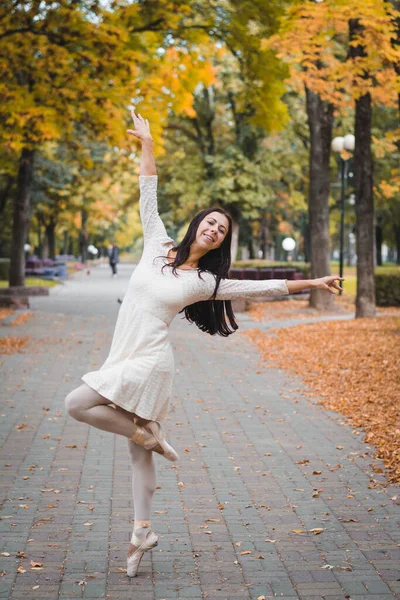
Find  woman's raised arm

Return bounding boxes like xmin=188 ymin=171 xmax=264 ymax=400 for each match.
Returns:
xmin=127 ymin=109 xmax=156 ymax=176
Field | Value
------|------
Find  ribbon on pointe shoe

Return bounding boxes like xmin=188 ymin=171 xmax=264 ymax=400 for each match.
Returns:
xmin=131 ymin=520 xmax=151 ymax=547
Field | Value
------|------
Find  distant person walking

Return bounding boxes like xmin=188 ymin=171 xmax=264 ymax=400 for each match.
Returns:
xmin=65 ymin=109 xmax=344 ymax=579
xmin=108 ymin=243 xmax=119 ymax=277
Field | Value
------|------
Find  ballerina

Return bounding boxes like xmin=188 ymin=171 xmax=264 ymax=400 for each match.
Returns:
xmin=65 ymin=109 xmax=344 ymax=577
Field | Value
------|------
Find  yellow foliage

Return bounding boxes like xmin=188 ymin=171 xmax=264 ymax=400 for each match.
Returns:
xmin=269 ymin=0 xmax=400 ymax=108
xmin=375 ymin=177 xmax=400 ymax=200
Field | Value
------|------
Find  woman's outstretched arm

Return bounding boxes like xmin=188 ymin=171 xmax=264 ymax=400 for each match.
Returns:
xmin=127 ymin=109 xmax=156 ymax=176
xmin=212 ymin=276 xmax=344 ymax=301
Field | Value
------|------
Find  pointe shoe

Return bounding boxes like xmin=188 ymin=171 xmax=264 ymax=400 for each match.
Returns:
xmin=144 ymin=421 xmax=179 ymax=462
xmin=130 ymin=421 xmax=179 ymax=462
xmin=126 ymin=529 xmax=159 ymax=577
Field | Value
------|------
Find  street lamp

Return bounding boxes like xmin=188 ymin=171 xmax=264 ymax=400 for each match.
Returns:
xmin=331 ymin=134 xmax=355 ymax=295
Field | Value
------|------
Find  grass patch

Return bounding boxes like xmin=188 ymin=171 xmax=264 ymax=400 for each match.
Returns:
xmin=0 ymin=278 xmax=60 ymax=288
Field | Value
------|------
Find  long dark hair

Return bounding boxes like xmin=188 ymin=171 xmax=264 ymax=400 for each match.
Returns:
xmin=157 ymin=206 xmax=239 ymax=337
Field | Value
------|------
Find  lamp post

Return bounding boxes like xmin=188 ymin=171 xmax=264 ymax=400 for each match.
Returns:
xmin=331 ymin=134 xmax=355 ymax=295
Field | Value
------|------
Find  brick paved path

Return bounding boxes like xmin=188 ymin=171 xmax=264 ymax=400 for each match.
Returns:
xmin=0 ymin=264 xmax=399 ymax=600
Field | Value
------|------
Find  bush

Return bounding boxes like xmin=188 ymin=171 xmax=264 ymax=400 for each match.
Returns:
xmin=375 ymin=270 xmax=400 ymax=307
xmin=232 ymin=260 xmax=311 ymax=278
xmin=0 ymin=258 xmax=10 ymax=280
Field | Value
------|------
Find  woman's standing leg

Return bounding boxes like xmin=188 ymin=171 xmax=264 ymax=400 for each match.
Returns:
xmin=127 ymin=440 xmax=157 ymax=555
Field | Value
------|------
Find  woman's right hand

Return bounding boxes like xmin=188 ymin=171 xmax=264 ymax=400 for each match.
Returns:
xmin=127 ymin=109 xmax=152 ymax=142
xmin=313 ymin=276 xmax=345 ymax=294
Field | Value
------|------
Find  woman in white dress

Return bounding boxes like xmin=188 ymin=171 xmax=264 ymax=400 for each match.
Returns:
xmin=65 ymin=110 xmax=344 ymax=577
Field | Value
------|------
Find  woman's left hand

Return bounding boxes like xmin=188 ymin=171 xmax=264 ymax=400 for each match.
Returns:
xmin=313 ymin=276 xmax=345 ymax=294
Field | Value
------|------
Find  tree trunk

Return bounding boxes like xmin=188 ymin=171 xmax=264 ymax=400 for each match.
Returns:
xmin=303 ymin=221 xmax=311 ymax=263
xmin=37 ymin=214 xmax=43 ymax=258
xmin=247 ymin=236 xmax=255 ymax=259
xmin=350 ymin=19 xmax=376 ymax=317
xmin=305 ymin=87 xmax=334 ymax=310
xmin=353 ymin=91 xmax=376 ymax=316
xmin=63 ymin=230 xmax=69 ymax=255
xmin=375 ymin=221 xmax=383 ymax=266
xmin=260 ymin=217 xmax=270 ymax=260
xmin=230 ymin=216 xmax=239 ymax=263
xmin=42 ymin=233 xmax=49 ymax=259
xmin=9 ymin=148 xmax=35 ymax=287
xmin=79 ymin=209 xmax=88 ymax=263
xmin=394 ymin=224 xmax=400 ymax=264
xmin=45 ymin=218 xmax=56 ymax=260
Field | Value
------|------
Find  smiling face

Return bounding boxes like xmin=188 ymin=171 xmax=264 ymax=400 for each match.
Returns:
xmin=196 ymin=211 xmax=230 ymax=250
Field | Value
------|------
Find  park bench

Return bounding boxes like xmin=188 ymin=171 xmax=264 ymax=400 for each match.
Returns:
xmin=25 ymin=257 xmax=67 ymax=279
xmin=228 ymin=266 xmax=306 ymax=286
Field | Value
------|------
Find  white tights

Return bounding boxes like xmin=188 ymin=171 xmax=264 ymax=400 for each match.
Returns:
xmin=65 ymin=383 xmax=157 ymax=539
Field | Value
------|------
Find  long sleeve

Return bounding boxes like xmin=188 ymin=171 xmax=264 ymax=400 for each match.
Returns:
xmin=213 ymin=278 xmax=289 ymax=300
xmin=139 ymin=175 xmax=173 ymax=245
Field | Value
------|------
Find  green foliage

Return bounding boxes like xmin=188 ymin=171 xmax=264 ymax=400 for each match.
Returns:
xmin=0 ymin=258 xmax=10 ymax=280
xmin=375 ymin=272 xmax=400 ymax=307
xmin=0 ymin=277 xmax=60 ymax=288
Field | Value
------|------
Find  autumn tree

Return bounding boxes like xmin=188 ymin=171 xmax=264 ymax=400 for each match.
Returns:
xmin=269 ymin=0 xmax=399 ymax=316
xmin=1 ymin=0 xmax=137 ymax=285
xmin=0 ymin=0 xmax=220 ymax=285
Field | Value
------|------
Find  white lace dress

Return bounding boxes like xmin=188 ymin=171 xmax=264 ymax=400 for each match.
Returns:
xmin=81 ymin=175 xmax=289 ymax=421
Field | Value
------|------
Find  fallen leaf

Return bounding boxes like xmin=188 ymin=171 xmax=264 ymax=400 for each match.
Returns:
xmin=206 ymin=519 xmax=220 ymax=523
xmin=243 ymin=314 xmax=400 ymax=483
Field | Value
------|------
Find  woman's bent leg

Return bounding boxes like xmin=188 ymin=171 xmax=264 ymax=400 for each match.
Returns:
xmin=65 ymin=383 xmax=137 ymax=439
